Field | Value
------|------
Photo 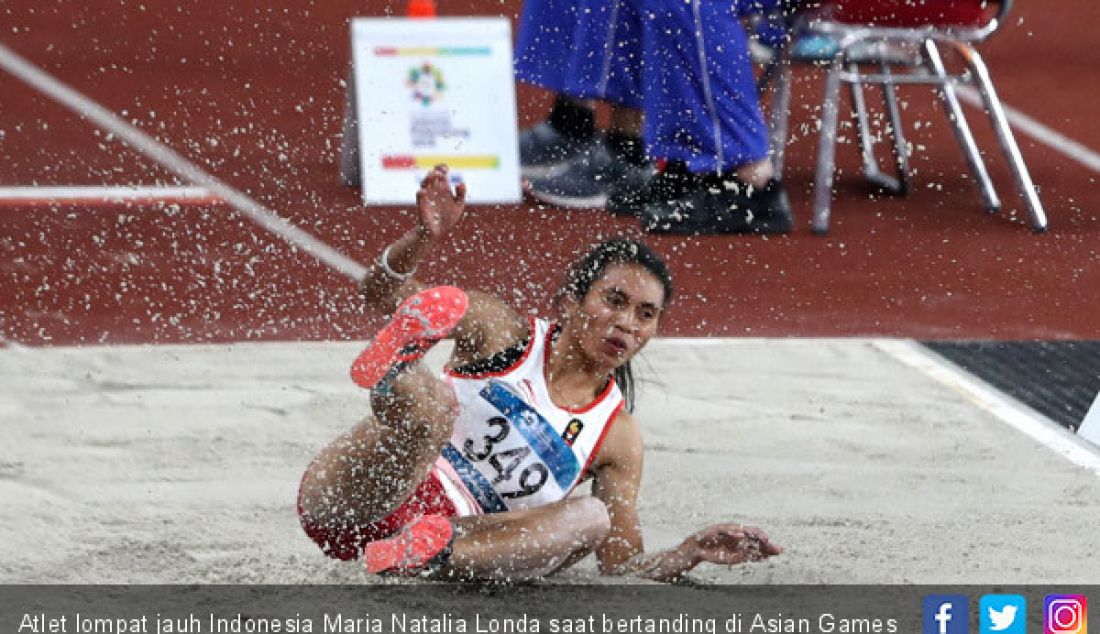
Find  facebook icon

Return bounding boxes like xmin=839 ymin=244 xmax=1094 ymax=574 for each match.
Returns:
xmin=924 ymin=595 xmax=970 ymax=634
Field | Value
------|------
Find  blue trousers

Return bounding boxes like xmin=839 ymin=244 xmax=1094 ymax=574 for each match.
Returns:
xmin=514 ymin=0 xmax=643 ymax=108
xmin=514 ymin=0 xmax=777 ymax=172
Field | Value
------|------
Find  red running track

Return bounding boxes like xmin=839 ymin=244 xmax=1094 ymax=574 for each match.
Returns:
xmin=0 ymin=0 xmax=1097 ymax=346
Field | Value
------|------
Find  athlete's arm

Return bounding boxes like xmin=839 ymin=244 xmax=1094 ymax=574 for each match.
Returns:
xmin=359 ymin=164 xmax=527 ymax=364
xmin=589 ymin=410 xmax=648 ymax=573
xmin=591 ymin=410 xmax=697 ymax=582
xmin=591 ymin=411 xmax=783 ymax=582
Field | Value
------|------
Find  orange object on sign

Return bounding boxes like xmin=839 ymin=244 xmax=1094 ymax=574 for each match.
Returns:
xmin=407 ymin=0 xmax=437 ymax=18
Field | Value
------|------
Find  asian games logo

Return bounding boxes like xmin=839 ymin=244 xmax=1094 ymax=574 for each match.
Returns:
xmin=407 ymin=62 xmax=445 ymax=106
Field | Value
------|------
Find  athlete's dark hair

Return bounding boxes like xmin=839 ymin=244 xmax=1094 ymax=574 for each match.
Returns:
xmin=560 ymin=238 xmax=673 ymax=412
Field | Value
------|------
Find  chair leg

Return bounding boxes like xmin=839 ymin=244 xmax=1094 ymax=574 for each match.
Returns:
xmin=880 ymin=63 xmax=910 ymax=195
xmin=923 ymin=40 xmax=1001 ymax=213
xmin=958 ymin=43 xmax=1048 ymax=232
xmin=850 ymin=64 xmax=905 ymax=194
xmin=849 ymin=67 xmax=881 ymax=182
xmin=769 ymin=52 xmax=793 ymax=174
xmin=813 ymin=65 xmax=844 ymax=234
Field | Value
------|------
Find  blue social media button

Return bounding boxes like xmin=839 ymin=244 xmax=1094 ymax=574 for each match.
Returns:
xmin=980 ymin=595 xmax=1026 ymax=634
xmin=925 ymin=595 xmax=970 ymax=634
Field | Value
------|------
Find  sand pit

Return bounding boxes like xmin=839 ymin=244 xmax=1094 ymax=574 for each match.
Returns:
xmin=2 ymin=338 xmax=1097 ymax=584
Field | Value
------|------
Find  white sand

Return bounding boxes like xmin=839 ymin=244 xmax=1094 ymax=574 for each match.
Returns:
xmin=1 ymin=339 xmax=1097 ymax=584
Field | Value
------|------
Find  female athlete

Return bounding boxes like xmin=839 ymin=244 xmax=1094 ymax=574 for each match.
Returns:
xmin=297 ymin=165 xmax=782 ymax=581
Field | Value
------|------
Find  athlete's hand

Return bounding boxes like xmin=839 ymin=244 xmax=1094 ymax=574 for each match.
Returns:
xmin=416 ymin=164 xmax=467 ymax=241
xmin=685 ymin=524 xmax=783 ymax=566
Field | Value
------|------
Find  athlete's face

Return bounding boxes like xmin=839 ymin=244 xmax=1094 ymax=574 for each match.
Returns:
xmin=569 ymin=263 xmax=665 ymax=368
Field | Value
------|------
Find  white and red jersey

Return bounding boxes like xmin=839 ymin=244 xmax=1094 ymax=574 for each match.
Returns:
xmin=429 ymin=317 xmax=624 ymax=517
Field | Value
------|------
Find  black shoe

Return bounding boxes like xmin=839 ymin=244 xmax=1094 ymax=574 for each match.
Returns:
xmin=519 ymin=122 xmax=595 ymax=178
xmin=527 ymin=137 xmax=653 ymax=209
xmin=607 ymin=163 xmax=695 ymax=217
xmin=640 ymin=176 xmax=794 ymax=235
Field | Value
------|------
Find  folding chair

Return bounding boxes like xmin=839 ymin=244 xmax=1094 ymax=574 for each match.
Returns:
xmin=767 ymin=0 xmax=1048 ymax=234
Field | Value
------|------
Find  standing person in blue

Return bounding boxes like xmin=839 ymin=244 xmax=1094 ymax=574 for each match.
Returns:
xmin=513 ymin=0 xmax=652 ymax=210
xmin=515 ymin=0 xmax=801 ymax=235
xmin=297 ymin=165 xmax=783 ymax=580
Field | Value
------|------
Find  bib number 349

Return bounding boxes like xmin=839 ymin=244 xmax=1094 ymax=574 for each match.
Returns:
xmin=462 ymin=416 xmax=549 ymax=499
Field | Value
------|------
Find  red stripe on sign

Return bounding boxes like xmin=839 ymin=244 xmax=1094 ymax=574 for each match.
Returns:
xmin=381 ymin=156 xmax=416 ymax=169
xmin=373 ymin=47 xmax=398 ymax=56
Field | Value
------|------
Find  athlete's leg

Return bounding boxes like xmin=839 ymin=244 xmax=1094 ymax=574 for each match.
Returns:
xmin=298 ymin=365 xmax=459 ymax=530
xmin=299 ymin=288 xmax=466 ymax=533
xmin=439 ymin=496 xmax=611 ymax=581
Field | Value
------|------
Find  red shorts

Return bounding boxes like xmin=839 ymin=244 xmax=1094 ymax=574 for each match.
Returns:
xmin=298 ymin=471 xmax=459 ymax=561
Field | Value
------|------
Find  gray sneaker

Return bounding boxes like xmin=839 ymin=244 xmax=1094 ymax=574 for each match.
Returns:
xmin=528 ymin=137 xmax=653 ymax=209
xmin=519 ymin=122 xmax=595 ymax=178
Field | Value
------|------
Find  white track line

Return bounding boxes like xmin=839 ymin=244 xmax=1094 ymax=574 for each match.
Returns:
xmin=876 ymin=339 xmax=1100 ymax=477
xmin=0 ymin=186 xmax=221 ymax=206
xmin=0 ymin=42 xmax=367 ymax=281
xmin=958 ymin=85 xmax=1100 ymax=173
xmin=662 ymin=337 xmax=1100 ymax=475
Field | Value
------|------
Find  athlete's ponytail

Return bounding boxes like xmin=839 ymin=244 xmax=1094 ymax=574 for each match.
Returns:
xmin=560 ymin=239 xmax=673 ymax=412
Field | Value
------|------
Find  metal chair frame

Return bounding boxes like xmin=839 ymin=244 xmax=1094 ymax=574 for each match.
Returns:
xmin=766 ymin=0 xmax=1048 ymax=233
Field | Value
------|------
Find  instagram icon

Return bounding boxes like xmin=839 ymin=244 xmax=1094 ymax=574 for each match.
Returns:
xmin=1045 ymin=595 xmax=1088 ymax=634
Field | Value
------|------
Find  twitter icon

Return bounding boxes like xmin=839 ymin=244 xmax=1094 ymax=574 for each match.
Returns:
xmin=981 ymin=595 xmax=1027 ymax=634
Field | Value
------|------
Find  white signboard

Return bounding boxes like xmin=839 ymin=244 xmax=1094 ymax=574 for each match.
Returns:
xmin=348 ymin=18 xmax=521 ymax=204
xmin=1079 ymin=388 xmax=1100 ymax=447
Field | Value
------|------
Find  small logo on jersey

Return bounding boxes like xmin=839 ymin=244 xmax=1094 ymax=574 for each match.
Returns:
xmin=562 ymin=419 xmax=584 ymax=446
